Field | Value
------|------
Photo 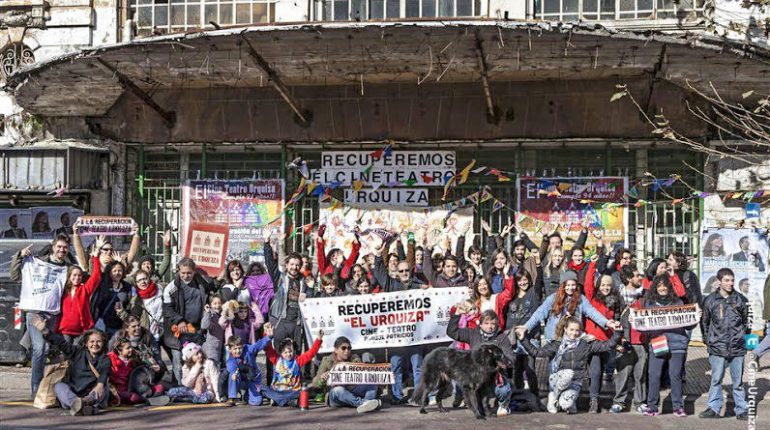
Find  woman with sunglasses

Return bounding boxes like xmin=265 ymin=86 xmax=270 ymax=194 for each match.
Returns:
xmin=72 ymin=224 xmax=141 ymax=276
xmin=116 ymin=269 xmax=164 ymax=348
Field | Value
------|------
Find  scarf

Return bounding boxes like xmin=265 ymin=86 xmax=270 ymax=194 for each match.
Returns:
xmin=136 ymin=281 xmax=158 ymax=300
xmin=551 ymin=336 xmax=581 ymax=373
xmin=480 ymin=328 xmax=497 ymax=342
xmin=568 ymin=260 xmax=586 ymax=272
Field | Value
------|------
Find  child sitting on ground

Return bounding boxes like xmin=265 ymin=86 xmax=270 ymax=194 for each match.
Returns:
xmin=167 ymin=342 xmax=222 ymax=404
xmin=108 ymin=334 xmax=168 ymax=406
xmin=517 ymin=316 xmax=621 ymax=414
xmin=225 ymin=323 xmax=274 ymax=406
xmin=262 ymin=330 xmax=324 ymax=406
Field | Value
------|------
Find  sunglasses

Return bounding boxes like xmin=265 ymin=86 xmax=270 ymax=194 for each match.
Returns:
xmin=100 ymin=247 xmax=113 ymax=253
xmin=339 ymin=346 xmax=351 ymax=351
xmin=397 ymin=269 xmax=410 ymax=273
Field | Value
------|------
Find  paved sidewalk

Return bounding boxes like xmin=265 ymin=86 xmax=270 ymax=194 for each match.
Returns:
xmin=1 ymin=346 xmax=768 ymax=430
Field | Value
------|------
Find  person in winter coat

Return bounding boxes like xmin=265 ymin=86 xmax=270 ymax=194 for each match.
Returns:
xmin=639 ymin=275 xmax=699 ymax=417
xmin=117 ymin=269 xmax=164 ymax=347
xmin=504 ymin=270 xmax=543 ymax=396
xmin=699 ymin=268 xmax=750 ymax=421
xmin=542 ymin=248 xmax=567 ymax=299
xmin=583 ymin=253 xmax=624 ymax=413
xmin=423 ymin=252 xmax=467 ymax=288
xmin=316 ymin=224 xmax=360 ymax=291
xmin=162 ymin=258 xmax=214 ymax=384
xmin=30 ymin=314 xmax=110 ymax=416
xmin=264 ymin=238 xmax=308 ymax=352
xmin=107 ymin=335 xmax=168 ymax=406
xmin=57 ymin=248 xmax=102 ymax=343
xmin=201 ymin=295 xmax=226 ymax=366
xmin=127 ymin=230 xmax=173 ymax=285
xmin=518 ymin=316 xmax=621 ymax=414
xmin=224 ymin=323 xmax=273 ymax=406
xmin=312 ymin=336 xmax=381 ymax=413
xmin=90 ymin=261 xmax=132 ymax=338
xmin=262 ymin=331 xmax=323 ymax=407
xmin=667 ymin=251 xmax=702 ymax=305
xmin=611 ymin=265 xmax=647 ymax=414
xmin=167 ymin=342 xmax=221 ymax=404
xmin=447 ymin=309 xmax=515 ymax=417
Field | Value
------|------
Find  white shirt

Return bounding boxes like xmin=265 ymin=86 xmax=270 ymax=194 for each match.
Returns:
xmin=19 ymin=256 xmax=68 ymax=313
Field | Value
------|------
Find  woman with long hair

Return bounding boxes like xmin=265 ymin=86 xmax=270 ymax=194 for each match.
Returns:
xmin=219 ymin=260 xmax=248 ymax=303
xmin=470 ymin=266 xmax=514 ymax=327
xmin=90 ymin=260 xmax=132 ymax=338
xmin=702 ymin=233 xmax=726 ymax=258
xmin=505 ymin=269 xmax=544 ymax=395
xmin=485 ymin=248 xmax=513 ymax=294
xmin=542 ymin=247 xmax=567 ymax=299
xmin=57 ymin=241 xmax=103 ymax=343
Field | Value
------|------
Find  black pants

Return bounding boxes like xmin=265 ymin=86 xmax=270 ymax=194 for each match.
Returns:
xmin=513 ymin=353 xmax=539 ymax=395
xmin=589 ymin=351 xmax=611 ymax=399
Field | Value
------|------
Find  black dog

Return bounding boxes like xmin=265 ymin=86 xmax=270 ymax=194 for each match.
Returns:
xmin=412 ymin=344 xmax=508 ymax=419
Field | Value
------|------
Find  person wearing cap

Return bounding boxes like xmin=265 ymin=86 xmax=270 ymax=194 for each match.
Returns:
xmin=312 ymin=336 xmax=380 ymax=414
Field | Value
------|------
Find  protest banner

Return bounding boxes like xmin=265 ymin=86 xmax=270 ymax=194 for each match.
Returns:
xmin=318 ymin=204 xmax=474 ymax=257
xmin=182 ymin=179 xmax=284 ymax=263
xmin=699 ymin=227 xmax=768 ymax=331
xmin=73 ymin=216 xmax=136 ymax=236
xmin=311 ymin=150 xmax=455 ymax=187
xmin=185 ymin=222 xmax=229 ymax=276
xmin=629 ymin=304 xmax=701 ymax=331
xmin=19 ymin=256 xmax=68 ymax=313
xmin=516 ymin=177 xmax=628 ymax=250
xmin=300 ymin=287 xmax=470 ymax=354
xmin=329 ymin=363 xmax=395 ymax=386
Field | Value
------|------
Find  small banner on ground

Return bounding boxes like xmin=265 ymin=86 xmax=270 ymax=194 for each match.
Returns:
xmin=300 ymin=287 xmax=470 ymax=354
xmin=73 ymin=216 xmax=136 ymax=236
xmin=629 ymin=304 xmax=700 ymax=331
xmin=185 ymin=222 xmax=229 ymax=276
xmin=319 ymin=204 xmax=474 ymax=257
xmin=329 ymin=363 xmax=395 ymax=386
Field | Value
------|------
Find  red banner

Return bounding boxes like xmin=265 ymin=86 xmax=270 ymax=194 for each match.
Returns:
xmin=185 ymin=222 xmax=229 ymax=276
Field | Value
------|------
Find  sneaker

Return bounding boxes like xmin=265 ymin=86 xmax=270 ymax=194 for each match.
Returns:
xmin=313 ymin=393 xmax=325 ymax=403
xmin=225 ymin=400 xmax=236 ymax=407
xmin=546 ymin=392 xmax=558 ymax=414
xmin=428 ymin=396 xmax=437 ymax=406
xmin=589 ymin=398 xmax=599 ymax=413
xmin=148 ymin=395 xmax=170 ymax=407
xmin=69 ymin=397 xmax=83 ymax=416
xmin=635 ymin=404 xmax=647 ymax=414
xmin=609 ymin=404 xmax=624 ymax=414
xmin=736 ymin=413 xmax=749 ymax=421
xmin=407 ymin=399 xmax=420 ymax=407
xmin=673 ymin=408 xmax=687 ymax=417
xmin=269 ymin=399 xmax=276 ymax=406
xmin=496 ymin=406 xmax=510 ymax=417
xmin=452 ymin=397 xmax=464 ymax=409
xmin=698 ymin=408 xmax=720 ymax=419
xmin=643 ymin=406 xmax=660 ymax=417
xmin=357 ymin=399 xmax=380 ymax=414
xmin=82 ymin=404 xmax=95 ymax=416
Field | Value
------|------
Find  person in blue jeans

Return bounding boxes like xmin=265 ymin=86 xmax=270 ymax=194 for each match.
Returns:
xmin=699 ymin=268 xmax=750 ymax=421
xmin=224 ymin=324 xmax=273 ymax=406
xmin=388 ymin=346 xmax=424 ymax=405
xmin=312 ymin=336 xmax=381 ymax=413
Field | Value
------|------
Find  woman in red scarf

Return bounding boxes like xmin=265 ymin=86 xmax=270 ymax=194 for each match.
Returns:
xmin=119 ymin=270 xmax=164 ymax=342
xmin=568 ymin=247 xmax=589 ymax=287
xmin=57 ymin=240 xmax=103 ymax=343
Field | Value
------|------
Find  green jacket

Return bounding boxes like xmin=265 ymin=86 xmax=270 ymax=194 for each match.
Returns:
xmin=311 ymin=353 xmax=361 ymax=390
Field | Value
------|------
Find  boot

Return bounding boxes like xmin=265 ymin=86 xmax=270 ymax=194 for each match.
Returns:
xmin=589 ymin=398 xmax=600 ymax=413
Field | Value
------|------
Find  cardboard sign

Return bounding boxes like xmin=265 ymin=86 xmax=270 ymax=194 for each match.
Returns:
xmin=73 ymin=216 xmax=136 ymax=236
xmin=630 ymin=304 xmax=700 ymax=331
xmin=185 ymin=222 xmax=229 ymax=276
xmin=329 ymin=362 xmax=395 ymax=386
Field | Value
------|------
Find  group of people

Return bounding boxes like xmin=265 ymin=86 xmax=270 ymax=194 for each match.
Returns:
xmin=10 ymin=220 xmax=766 ymax=421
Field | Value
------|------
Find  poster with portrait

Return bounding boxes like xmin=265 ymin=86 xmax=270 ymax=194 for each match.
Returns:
xmin=0 ymin=209 xmax=31 ymax=240
xmin=182 ymin=180 xmax=285 ymax=264
xmin=516 ymin=177 xmax=628 ymax=250
xmin=700 ymin=227 xmax=768 ymax=330
xmin=318 ymin=204 xmax=474 ymax=257
xmin=28 ymin=207 xmax=83 ymax=240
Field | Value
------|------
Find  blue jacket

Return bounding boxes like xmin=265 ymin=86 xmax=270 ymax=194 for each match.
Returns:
xmin=226 ymin=335 xmax=272 ymax=385
xmin=524 ymin=293 xmax=609 ymax=341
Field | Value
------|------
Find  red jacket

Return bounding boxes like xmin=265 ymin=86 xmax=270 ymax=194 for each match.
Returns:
xmin=317 ymin=238 xmax=360 ymax=281
xmin=265 ymin=338 xmax=322 ymax=367
xmin=108 ymin=350 xmax=135 ymax=393
xmin=583 ymin=261 xmax=614 ymax=341
xmin=642 ymin=275 xmax=686 ymax=298
xmin=493 ymin=277 xmax=516 ymax=329
xmin=57 ymin=257 xmax=101 ymax=336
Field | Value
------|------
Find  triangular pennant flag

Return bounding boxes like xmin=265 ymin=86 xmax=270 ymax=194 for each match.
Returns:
xmin=352 ymin=180 xmax=365 ymax=192
xmin=421 ymin=174 xmax=435 ymax=184
xmin=442 ymin=175 xmax=457 ymax=201
xmin=382 ymin=143 xmax=394 ymax=157
xmin=311 ymin=184 xmax=325 ymax=196
xmin=471 ymin=166 xmax=487 ymax=174
xmin=558 ymin=183 xmax=571 ymax=192
xmin=330 ymin=199 xmax=342 ymax=210
xmin=306 ymin=181 xmax=318 ymax=195
xmin=492 ymin=200 xmax=504 ymax=212
xmin=303 ymin=223 xmax=314 ymax=235
xmin=328 ymin=181 xmax=343 ymax=190
xmin=363 ymin=165 xmax=374 ymax=175
xmin=457 ymin=159 xmax=476 ymax=185
xmin=468 ymin=192 xmax=480 ymax=205
xmin=497 ymin=175 xmax=511 ymax=182
xmin=370 ymin=148 xmax=384 ymax=159
xmin=403 ymin=178 xmax=417 ymax=187
xmin=371 ymin=182 xmax=382 ymax=191
xmin=628 ymin=186 xmax=639 ymax=199
xmin=480 ymin=191 xmax=492 ymax=203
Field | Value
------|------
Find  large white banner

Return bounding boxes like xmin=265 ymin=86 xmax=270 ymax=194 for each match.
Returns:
xmin=311 ymin=151 xmax=456 ymax=187
xmin=300 ymin=287 xmax=470 ymax=354
xmin=319 ymin=204 xmax=474 ymax=257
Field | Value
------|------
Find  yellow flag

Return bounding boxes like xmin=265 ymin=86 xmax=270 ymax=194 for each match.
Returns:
xmin=457 ymin=160 xmax=476 ymax=185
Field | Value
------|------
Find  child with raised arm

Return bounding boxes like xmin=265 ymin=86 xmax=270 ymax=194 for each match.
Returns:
xmin=262 ymin=329 xmax=324 ymax=407
xmin=225 ymin=323 xmax=274 ymax=406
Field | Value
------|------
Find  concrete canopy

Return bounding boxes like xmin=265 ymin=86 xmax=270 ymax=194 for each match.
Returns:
xmin=5 ymin=20 xmax=770 ymax=118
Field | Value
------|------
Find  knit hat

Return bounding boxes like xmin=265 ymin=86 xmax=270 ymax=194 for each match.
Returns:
xmin=559 ymin=270 xmax=578 ymax=284
xmin=181 ymin=342 xmax=201 ymax=361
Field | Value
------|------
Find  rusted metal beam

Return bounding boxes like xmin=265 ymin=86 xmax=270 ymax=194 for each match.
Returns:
xmin=94 ymin=58 xmax=176 ymax=128
xmin=644 ymin=44 xmax=668 ymax=113
xmin=240 ymin=35 xmax=310 ymax=126
xmin=474 ymin=31 xmax=499 ymax=125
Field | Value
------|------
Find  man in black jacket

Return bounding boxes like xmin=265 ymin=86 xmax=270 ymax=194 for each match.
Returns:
xmin=447 ymin=309 xmax=515 ymax=416
xmin=699 ymin=268 xmax=750 ymax=421
xmin=162 ymin=258 xmax=213 ymax=384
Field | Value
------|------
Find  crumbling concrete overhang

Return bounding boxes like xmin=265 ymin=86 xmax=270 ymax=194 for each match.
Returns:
xmin=5 ymin=20 xmax=770 ymax=118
